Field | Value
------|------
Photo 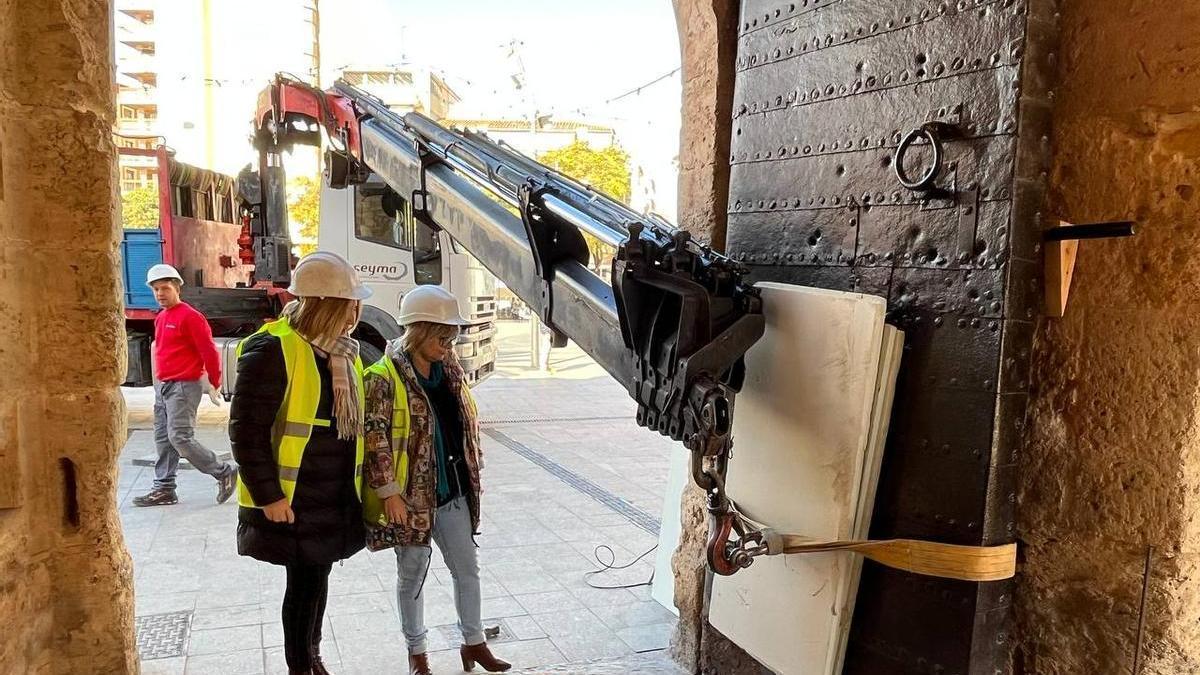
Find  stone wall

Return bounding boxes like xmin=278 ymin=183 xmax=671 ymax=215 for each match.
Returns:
xmin=668 ymin=1 xmax=771 ymax=673
xmin=672 ymin=0 xmax=738 ymax=252
xmin=1017 ymin=1 xmax=1200 ymax=673
xmin=0 ymin=0 xmax=135 ymax=672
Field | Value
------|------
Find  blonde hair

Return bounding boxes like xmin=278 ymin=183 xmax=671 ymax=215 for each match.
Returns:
xmin=287 ymin=297 xmax=359 ymax=343
xmin=401 ymin=321 xmax=460 ymax=355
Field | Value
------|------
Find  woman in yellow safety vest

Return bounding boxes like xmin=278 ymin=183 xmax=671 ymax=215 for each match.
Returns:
xmin=229 ymin=251 xmax=371 ymax=675
xmin=362 ymin=285 xmax=511 ymax=675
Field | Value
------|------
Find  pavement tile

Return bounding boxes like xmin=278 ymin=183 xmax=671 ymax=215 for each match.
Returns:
xmin=615 ymin=623 xmax=673 ymax=653
xmin=135 ymin=591 xmax=198 ymax=616
xmin=324 ymin=590 xmax=394 ymax=617
xmin=548 ymin=630 xmax=630 ymax=662
xmin=336 ymin=634 xmax=408 ymax=670
xmin=489 ymin=562 xmax=563 ymax=596
xmin=330 ymin=608 xmax=402 ymax=637
xmin=188 ymin=625 xmax=262 ymax=656
xmin=502 ymin=614 xmax=549 ymax=641
xmin=513 ymin=590 xmax=584 ymax=615
xmin=183 ymin=649 xmax=265 ymax=675
xmin=588 ymin=601 xmax=676 ymax=631
xmin=190 ymin=603 xmax=263 ymax=630
xmin=138 ymin=657 xmax=186 ymax=675
xmin=490 ymin=637 xmax=568 ymax=670
xmin=529 ymin=608 xmax=606 ymax=638
xmin=480 ymin=593 xmax=529 ymax=619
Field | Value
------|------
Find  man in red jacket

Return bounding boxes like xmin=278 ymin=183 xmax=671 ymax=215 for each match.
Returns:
xmin=133 ymin=264 xmax=238 ymax=507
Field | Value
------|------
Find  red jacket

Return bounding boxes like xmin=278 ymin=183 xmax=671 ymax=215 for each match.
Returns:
xmin=154 ymin=302 xmax=221 ymax=389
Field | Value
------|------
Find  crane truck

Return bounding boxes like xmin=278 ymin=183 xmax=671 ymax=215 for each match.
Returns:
xmin=251 ymin=74 xmax=767 ymax=575
xmin=119 ymin=144 xmax=497 ymax=398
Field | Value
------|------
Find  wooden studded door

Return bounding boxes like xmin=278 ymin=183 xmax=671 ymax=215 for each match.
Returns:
xmin=726 ymin=1 xmax=1055 ymax=672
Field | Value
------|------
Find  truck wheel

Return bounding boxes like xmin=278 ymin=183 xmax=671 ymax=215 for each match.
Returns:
xmin=359 ymin=341 xmax=385 ymax=367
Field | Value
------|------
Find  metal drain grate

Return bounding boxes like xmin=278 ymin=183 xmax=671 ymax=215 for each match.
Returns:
xmin=436 ymin=618 xmax=520 ymax=645
xmin=480 ymin=414 xmax=628 ymax=427
xmin=484 ymin=429 xmax=661 ymax=536
xmin=135 ymin=610 xmax=192 ymax=660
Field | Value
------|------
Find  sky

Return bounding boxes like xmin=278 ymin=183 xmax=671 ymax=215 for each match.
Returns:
xmin=320 ymin=0 xmax=682 ymax=120
xmin=320 ymin=0 xmax=685 ymax=217
xmin=128 ymin=0 xmax=683 ymax=219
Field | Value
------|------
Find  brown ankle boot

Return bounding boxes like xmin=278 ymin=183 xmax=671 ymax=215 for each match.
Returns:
xmin=460 ymin=642 xmax=511 ymax=672
xmin=409 ymin=652 xmax=432 ymax=675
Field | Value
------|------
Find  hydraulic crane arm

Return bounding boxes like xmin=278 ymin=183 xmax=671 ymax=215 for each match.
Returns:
xmin=254 ymin=74 xmax=766 ymax=575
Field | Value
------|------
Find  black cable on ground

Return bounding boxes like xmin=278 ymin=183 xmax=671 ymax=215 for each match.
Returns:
xmin=584 ymin=543 xmax=659 ymax=590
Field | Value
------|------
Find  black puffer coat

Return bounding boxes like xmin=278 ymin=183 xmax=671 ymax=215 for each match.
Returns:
xmin=229 ymin=332 xmax=366 ymax=566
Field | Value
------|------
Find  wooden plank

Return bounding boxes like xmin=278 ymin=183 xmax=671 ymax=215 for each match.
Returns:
xmin=1044 ymin=222 xmax=1079 ymax=317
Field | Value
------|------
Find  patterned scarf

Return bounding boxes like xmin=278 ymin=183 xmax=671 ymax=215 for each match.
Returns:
xmin=281 ymin=301 xmax=364 ymax=440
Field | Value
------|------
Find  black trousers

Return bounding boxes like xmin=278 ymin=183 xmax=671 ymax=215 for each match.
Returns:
xmin=281 ymin=562 xmax=332 ymax=669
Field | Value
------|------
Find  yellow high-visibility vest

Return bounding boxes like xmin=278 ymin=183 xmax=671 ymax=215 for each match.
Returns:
xmin=362 ymin=354 xmax=411 ymax=526
xmin=234 ymin=318 xmax=365 ymax=508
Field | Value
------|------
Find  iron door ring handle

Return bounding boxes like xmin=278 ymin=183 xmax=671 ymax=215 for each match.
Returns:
xmin=894 ymin=123 xmax=946 ymax=192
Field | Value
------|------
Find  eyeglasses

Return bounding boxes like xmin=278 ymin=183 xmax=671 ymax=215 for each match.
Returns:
xmin=438 ymin=334 xmax=459 ymax=347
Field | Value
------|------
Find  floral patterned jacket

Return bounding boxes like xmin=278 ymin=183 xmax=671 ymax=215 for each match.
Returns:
xmin=362 ymin=340 xmax=483 ymax=551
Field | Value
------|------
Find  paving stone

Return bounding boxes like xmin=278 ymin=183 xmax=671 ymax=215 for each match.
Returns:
xmin=509 ymin=650 xmax=685 ymax=674
xmin=616 ymin=622 xmax=674 ymax=653
xmin=489 ymin=637 xmax=568 ymax=669
xmin=330 ymin=608 xmax=402 ymax=637
xmin=190 ymin=603 xmax=262 ymax=630
xmin=138 ymin=656 xmax=186 ymax=675
xmin=549 ymin=630 xmax=630 ymax=662
xmin=529 ymin=608 xmax=607 ymax=638
xmin=503 ymin=614 xmax=549 ymax=641
xmin=588 ymin=601 xmax=677 ymax=631
xmin=183 ymin=649 xmax=265 ymax=675
xmin=513 ymin=590 xmax=584 ymax=615
xmin=135 ymin=591 xmax=198 ymax=617
xmin=187 ymin=625 xmax=262 ymax=656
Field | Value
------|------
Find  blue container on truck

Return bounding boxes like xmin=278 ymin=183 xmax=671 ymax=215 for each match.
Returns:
xmin=121 ymin=228 xmax=162 ymax=386
xmin=121 ymin=228 xmax=163 ymax=310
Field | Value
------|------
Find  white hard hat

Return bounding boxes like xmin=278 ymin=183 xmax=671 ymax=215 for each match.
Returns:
xmin=146 ymin=263 xmax=184 ymax=287
xmin=398 ymin=285 xmax=469 ymax=326
xmin=288 ymin=251 xmax=373 ymax=300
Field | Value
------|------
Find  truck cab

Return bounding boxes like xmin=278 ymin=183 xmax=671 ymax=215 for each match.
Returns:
xmin=318 ymin=175 xmax=496 ymax=383
xmin=120 ymin=147 xmax=496 ymax=397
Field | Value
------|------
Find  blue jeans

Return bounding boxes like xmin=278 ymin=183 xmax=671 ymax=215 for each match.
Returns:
xmin=394 ymin=497 xmax=484 ymax=655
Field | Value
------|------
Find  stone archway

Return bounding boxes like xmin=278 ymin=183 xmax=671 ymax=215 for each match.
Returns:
xmin=5 ymin=1 xmax=1200 ymax=673
xmin=0 ymin=0 xmax=135 ymax=672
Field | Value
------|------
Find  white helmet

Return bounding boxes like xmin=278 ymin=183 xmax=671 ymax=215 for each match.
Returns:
xmin=398 ymin=285 xmax=468 ymax=326
xmin=288 ymin=251 xmax=373 ymax=300
xmin=146 ymin=263 xmax=184 ymax=287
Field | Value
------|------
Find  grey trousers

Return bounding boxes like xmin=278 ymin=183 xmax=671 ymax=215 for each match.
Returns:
xmin=152 ymin=379 xmax=233 ymax=490
xmin=394 ymin=497 xmax=485 ymax=655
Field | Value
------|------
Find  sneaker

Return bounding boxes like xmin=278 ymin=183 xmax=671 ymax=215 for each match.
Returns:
xmin=132 ymin=488 xmax=178 ymax=507
xmin=216 ymin=468 xmax=238 ymax=504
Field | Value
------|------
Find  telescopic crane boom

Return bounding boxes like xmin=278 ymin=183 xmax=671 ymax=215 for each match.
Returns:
xmin=253 ymin=74 xmax=766 ymax=575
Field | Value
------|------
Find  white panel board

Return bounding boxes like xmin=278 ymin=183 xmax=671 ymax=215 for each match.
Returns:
xmin=651 ymin=444 xmax=689 ymax=615
xmin=709 ymin=283 xmax=900 ymax=675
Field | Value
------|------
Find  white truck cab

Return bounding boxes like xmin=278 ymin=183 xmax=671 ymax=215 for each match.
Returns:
xmin=318 ymin=175 xmax=496 ymax=383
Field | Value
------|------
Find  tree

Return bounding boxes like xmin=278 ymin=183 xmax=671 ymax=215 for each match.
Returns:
xmin=289 ymin=176 xmax=321 ymax=257
xmin=537 ymin=141 xmax=632 ymax=272
xmin=120 ymin=185 xmax=159 ymax=229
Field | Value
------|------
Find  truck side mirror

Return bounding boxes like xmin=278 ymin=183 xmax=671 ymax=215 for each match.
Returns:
xmin=381 ymin=189 xmax=402 ymax=219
